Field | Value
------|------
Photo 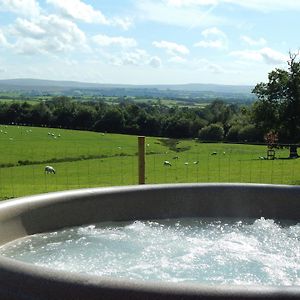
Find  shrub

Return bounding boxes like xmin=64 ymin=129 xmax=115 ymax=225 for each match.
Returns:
xmin=238 ymin=125 xmax=262 ymax=142
xmin=198 ymin=123 xmax=224 ymax=141
xmin=226 ymin=125 xmax=241 ymax=142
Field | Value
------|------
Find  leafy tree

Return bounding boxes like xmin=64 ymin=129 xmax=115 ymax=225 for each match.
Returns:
xmin=164 ymin=116 xmax=191 ymax=138
xmin=226 ymin=125 xmax=241 ymax=142
xmin=252 ymin=52 xmax=300 ymax=157
xmin=238 ymin=125 xmax=262 ymax=143
xmin=73 ymin=105 xmax=96 ymax=130
xmin=93 ymin=108 xmax=125 ymax=133
xmin=29 ymin=102 xmax=52 ymax=126
xmin=198 ymin=123 xmax=224 ymax=141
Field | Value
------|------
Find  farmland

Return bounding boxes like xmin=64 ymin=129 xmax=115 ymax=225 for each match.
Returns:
xmin=0 ymin=125 xmax=298 ymax=200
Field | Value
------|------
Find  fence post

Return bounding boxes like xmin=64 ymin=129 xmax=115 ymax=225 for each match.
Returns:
xmin=138 ymin=136 xmax=145 ymax=184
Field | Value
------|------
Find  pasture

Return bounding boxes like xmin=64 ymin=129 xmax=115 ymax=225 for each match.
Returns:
xmin=0 ymin=125 xmax=299 ymax=200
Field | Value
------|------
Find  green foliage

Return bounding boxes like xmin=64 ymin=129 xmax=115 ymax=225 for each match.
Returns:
xmin=198 ymin=123 xmax=224 ymax=141
xmin=238 ymin=125 xmax=262 ymax=142
xmin=252 ymin=52 xmax=300 ymax=143
xmin=226 ymin=125 xmax=241 ymax=142
xmin=0 ymin=96 xmax=244 ymax=140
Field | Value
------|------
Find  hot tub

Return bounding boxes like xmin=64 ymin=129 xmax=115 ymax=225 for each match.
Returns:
xmin=0 ymin=183 xmax=300 ymax=299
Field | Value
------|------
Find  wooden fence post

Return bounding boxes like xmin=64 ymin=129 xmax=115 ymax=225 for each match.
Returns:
xmin=138 ymin=136 xmax=145 ymax=184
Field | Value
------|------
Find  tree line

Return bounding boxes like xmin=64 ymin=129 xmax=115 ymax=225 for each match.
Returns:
xmin=0 ymin=96 xmax=261 ymax=142
xmin=0 ymin=53 xmax=299 ymax=152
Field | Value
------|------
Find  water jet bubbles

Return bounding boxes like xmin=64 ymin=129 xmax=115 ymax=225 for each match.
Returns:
xmin=2 ymin=218 xmax=300 ymax=286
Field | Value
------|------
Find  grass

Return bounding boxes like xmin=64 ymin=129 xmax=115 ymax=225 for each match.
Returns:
xmin=0 ymin=124 xmax=299 ymax=200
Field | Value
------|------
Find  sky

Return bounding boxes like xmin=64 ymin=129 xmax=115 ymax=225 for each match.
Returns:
xmin=0 ymin=0 xmax=299 ymax=85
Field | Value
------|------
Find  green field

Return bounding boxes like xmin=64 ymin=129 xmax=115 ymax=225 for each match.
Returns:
xmin=0 ymin=125 xmax=299 ymax=200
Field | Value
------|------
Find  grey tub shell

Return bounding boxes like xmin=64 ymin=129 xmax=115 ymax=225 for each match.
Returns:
xmin=0 ymin=183 xmax=300 ymax=299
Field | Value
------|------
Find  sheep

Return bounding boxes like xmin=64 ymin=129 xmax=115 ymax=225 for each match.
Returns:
xmin=164 ymin=161 xmax=172 ymax=166
xmin=173 ymin=156 xmax=179 ymax=160
xmin=45 ymin=165 xmax=56 ymax=174
xmin=184 ymin=162 xmax=189 ymax=165
xmin=211 ymin=151 xmax=217 ymax=155
xmin=193 ymin=161 xmax=199 ymax=164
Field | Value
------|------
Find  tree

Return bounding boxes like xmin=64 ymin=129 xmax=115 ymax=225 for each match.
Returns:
xmin=252 ymin=52 xmax=300 ymax=157
xmin=93 ymin=108 xmax=125 ymax=133
xmin=198 ymin=123 xmax=224 ymax=141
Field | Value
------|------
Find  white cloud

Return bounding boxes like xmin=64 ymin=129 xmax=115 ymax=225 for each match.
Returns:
xmin=166 ymin=0 xmax=300 ymax=11
xmin=12 ymin=18 xmax=46 ymax=39
xmin=93 ymin=35 xmax=137 ymax=48
xmin=149 ymin=56 xmax=162 ymax=68
xmin=101 ymin=48 xmax=161 ymax=68
xmin=241 ymin=35 xmax=266 ymax=46
xmin=230 ymin=47 xmax=287 ymax=65
xmin=196 ymin=58 xmax=226 ymax=73
xmin=194 ymin=27 xmax=227 ymax=49
xmin=0 ymin=30 xmax=9 ymax=47
xmin=0 ymin=0 xmax=41 ymax=17
xmin=201 ymin=27 xmax=225 ymax=38
xmin=46 ymin=0 xmax=109 ymax=24
xmin=120 ymin=49 xmax=148 ymax=66
xmin=47 ymin=0 xmax=133 ymax=30
xmin=136 ymin=0 xmax=221 ymax=28
xmin=166 ymin=0 xmax=217 ymax=6
xmin=168 ymin=56 xmax=187 ymax=63
xmin=230 ymin=49 xmax=261 ymax=62
xmin=223 ymin=0 xmax=300 ymax=12
xmin=260 ymin=47 xmax=288 ymax=64
xmin=153 ymin=40 xmax=190 ymax=55
xmin=10 ymin=15 xmax=87 ymax=55
xmin=194 ymin=39 xmax=224 ymax=48
xmin=111 ymin=17 xmax=133 ymax=31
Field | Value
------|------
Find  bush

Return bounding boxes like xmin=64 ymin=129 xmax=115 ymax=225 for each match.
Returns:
xmin=226 ymin=125 xmax=241 ymax=142
xmin=238 ymin=125 xmax=262 ymax=142
xmin=198 ymin=123 xmax=224 ymax=141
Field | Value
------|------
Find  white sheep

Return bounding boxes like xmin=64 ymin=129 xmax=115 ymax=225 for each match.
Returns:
xmin=164 ymin=161 xmax=172 ymax=166
xmin=45 ymin=165 xmax=56 ymax=174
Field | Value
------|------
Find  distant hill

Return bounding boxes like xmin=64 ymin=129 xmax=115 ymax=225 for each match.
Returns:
xmin=0 ymin=78 xmax=255 ymax=102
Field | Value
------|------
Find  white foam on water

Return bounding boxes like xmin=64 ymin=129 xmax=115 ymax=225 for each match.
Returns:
xmin=1 ymin=217 xmax=300 ymax=285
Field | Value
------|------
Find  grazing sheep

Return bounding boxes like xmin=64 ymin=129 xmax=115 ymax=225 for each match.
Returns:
xmin=211 ymin=151 xmax=217 ymax=155
xmin=173 ymin=156 xmax=179 ymax=160
xmin=164 ymin=161 xmax=172 ymax=166
xmin=193 ymin=161 xmax=199 ymax=164
xmin=45 ymin=166 xmax=56 ymax=174
xmin=184 ymin=162 xmax=189 ymax=165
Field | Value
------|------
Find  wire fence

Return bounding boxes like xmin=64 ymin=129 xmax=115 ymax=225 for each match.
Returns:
xmin=0 ymin=134 xmax=299 ymax=200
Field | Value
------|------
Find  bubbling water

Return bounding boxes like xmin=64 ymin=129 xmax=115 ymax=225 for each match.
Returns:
xmin=1 ymin=217 xmax=300 ymax=286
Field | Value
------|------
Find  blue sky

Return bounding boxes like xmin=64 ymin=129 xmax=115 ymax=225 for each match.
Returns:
xmin=0 ymin=0 xmax=299 ymax=85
